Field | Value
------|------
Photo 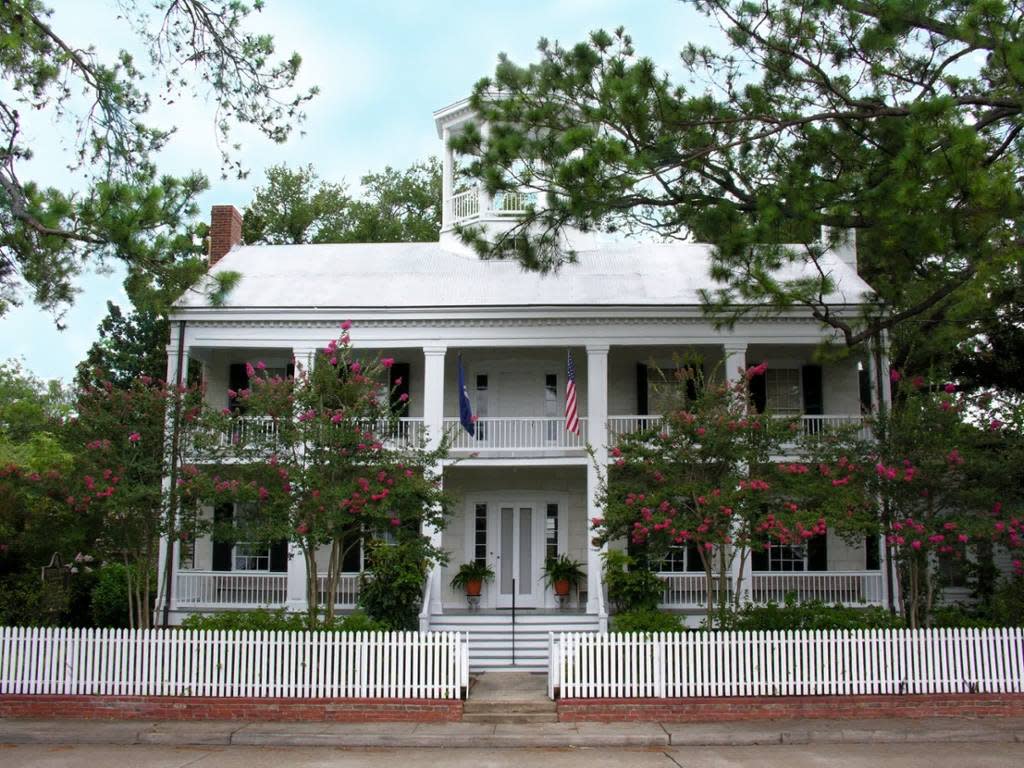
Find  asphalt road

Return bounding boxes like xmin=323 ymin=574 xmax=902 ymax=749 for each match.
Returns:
xmin=0 ymin=744 xmax=1022 ymax=767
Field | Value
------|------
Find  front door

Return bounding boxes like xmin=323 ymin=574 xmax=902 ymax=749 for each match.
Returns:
xmin=495 ymin=504 xmax=540 ymax=608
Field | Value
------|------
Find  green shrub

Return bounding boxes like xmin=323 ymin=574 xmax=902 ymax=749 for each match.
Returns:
xmin=929 ymin=605 xmax=994 ymax=629
xmin=710 ymin=596 xmax=905 ymax=631
xmin=988 ymin=574 xmax=1024 ymax=627
xmin=358 ymin=541 xmax=430 ymax=630
xmin=602 ymin=550 xmax=663 ymax=612
xmin=90 ymin=563 xmax=133 ymax=628
xmin=180 ymin=608 xmax=387 ymax=632
xmin=611 ymin=609 xmax=685 ymax=634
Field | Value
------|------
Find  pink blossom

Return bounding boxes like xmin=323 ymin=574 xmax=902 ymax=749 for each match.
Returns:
xmin=329 ymin=357 xmax=338 ymax=366
xmin=381 ymin=357 xmax=395 ymax=368
xmin=256 ymin=361 xmax=267 ymax=370
xmin=245 ymin=362 xmax=256 ymax=378
xmin=295 ymin=521 xmax=310 ymax=535
xmin=399 ymin=393 xmax=409 ymax=402
xmin=696 ymin=427 xmax=706 ymax=437
xmin=350 ymin=362 xmax=362 ymax=374
xmin=128 ymin=432 xmax=141 ymax=443
xmin=911 ymin=540 xmax=922 ymax=550
xmin=990 ymin=419 xmax=1003 ymax=431
xmin=890 ymin=369 xmax=901 ymax=383
xmin=944 ymin=383 xmax=956 ymax=393
xmin=911 ymin=376 xmax=925 ymax=390
xmin=390 ymin=517 xmax=401 ymax=527
xmin=340 ymin=320 xmax=353 ymax=331
xmin=958 ymin=534 xmax=969 ymax=543
xmin=745 ymin=362 xmax=768 ymax=379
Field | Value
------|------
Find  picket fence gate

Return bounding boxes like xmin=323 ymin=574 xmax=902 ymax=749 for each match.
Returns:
xmin=549 ymin=628 xmax=1024 ymax=699
xmin=0 ymin=627 xmax=469 ymax=700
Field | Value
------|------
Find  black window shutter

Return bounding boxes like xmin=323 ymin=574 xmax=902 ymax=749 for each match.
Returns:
xmin=865 ymin=535 xmax=881 ymax=570
xmin=212 ymin=503 xmax=234 ymax=572
xmin=286 ymin=362 xmax=295 ymax=379
xmin=636 ymin=363 xmax=649 ymax=414
xmin=390 ymin=362 xmax=411 ymax=416
xmin=685 ymin=363 xmax=700 ymax=402
xmin=685 ymin=542 xmax=704 ymax=572
xmin=751 ymin=548 xmax=769 ymax=571
xmin=749 ymin=364 xmax=767 ymax=414
xmin=807 ymin=535 xmax=828 ymax=571
xmin=801 ymin=365 xmax=824 ymax=415
xmin=228 ymin=363 xmax=248 ymax=413
xmin=858 ymin=367 xmax=872 ymax=413
xmin=269 ymin=540 xmax=288 ymax=572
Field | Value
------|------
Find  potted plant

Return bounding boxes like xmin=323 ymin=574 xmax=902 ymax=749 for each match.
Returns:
xmin=449 ymin=561 xmax=495 ymax=597
xmin=543 ymin=554 xmax=586 ymax=597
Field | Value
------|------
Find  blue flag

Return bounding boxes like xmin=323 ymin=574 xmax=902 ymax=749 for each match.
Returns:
xmin=457 ymin=354 xmax=475 ymax=436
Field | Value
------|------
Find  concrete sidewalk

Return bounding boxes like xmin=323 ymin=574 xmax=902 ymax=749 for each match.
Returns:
xmin=1 ymin=716 xmax=1023 ymax=748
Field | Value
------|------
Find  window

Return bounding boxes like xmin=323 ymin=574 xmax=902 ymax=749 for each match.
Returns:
xmin=474 ymin=503 xmax=488 ymax=566
xmin=544 ymin=374 xmax=558 ymax=441
xmin=233 ymin=542 xmax=270 ymax=571
xmin=765 ymin=544 xmax=807 ymax=572
xmin=938 ymin=546 xmax=970 ymax=588
xmin=766 ymin=368 xmax=802 ymax=415
xmin=648 ymin=365 xmax=701 ymax=414
xmin=475 ymin=374 xmax=489 ymax=440
xmin=545 ymin=503 xmax=559 ymax=561
xmin=662 ymin=542 xmax=704 ymax=573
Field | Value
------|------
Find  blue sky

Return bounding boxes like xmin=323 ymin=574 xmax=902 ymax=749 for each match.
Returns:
xmin=2 ymin=0 xmax=722 ymax=383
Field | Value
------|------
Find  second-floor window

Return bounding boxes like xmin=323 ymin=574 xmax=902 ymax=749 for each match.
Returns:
xmin=662 ymin=542 xmax=704 ymax=573
xmin=765 ymin=368 xmax=802 ymax=415
xmin=233 ymin=542 xmax=270 ymax=571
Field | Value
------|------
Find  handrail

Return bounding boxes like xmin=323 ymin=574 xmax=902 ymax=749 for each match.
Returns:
xmin=418 ymin=564 xmax=436 ymax=633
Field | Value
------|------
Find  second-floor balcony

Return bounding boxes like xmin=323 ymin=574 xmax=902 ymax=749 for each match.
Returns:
xmin=203 ymin=413 xmax=868 ymax=462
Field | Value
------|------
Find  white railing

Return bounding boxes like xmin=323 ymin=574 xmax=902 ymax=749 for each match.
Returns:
xmin=751 ymin=571 xmax=885 ymax=606
xmin=445 ymin=416 xmax=588 ymax=452
xmin=659 ymin=572 xmax=731 ymax=608
xmin=447 ymin=189 xmax=480 ymax=223
xmin=445 ymin=187 xmax=536 ymax=224
xmin=549 ymin=628 xmax=1024 ymax=699
xmin=175 ymin=571 xmax=287 ymax=608
xmin=220 ymin=417 xmax=424 ymax=449
xmin=608 ymin=414 xmax=870 ymax=445
xmin=175 ymin=571 xmax=362 ymax=609
xmin=0 ymin=627 xmax=467 ymax=699
xmin=315 ymin=573 xmax=361 ymax=608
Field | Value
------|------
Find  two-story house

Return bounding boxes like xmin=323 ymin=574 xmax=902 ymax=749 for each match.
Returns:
xmin=156 ymin=99 xmax=889 ymax=669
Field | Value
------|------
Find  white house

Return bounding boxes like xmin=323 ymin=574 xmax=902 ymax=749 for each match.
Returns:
xmin=156 ymin=99 xmax=892 ymax=669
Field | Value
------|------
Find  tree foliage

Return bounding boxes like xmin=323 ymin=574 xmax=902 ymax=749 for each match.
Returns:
xmin=242 ymin=159 xmax=441 ymax=246
xmin=0 ymin=0 xmax=316 ymax=321
xmin=455 ymin=3 xmax=1023 ymax=383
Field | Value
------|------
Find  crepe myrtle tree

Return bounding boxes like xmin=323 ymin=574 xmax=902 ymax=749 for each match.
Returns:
xmin=593 ymin=361 xmax=872 ymax=624
xmin=182 ymin=325 xmax=452 ymax=626
xmin=66 ymin=374 xmax=212 ymax=629
xmin=869 ymin=372 xmax=1023 ymax=628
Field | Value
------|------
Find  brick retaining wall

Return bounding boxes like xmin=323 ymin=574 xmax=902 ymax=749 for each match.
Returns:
xmin=0 ymin=695 xmax=463 ymax=722
xmin=558 ymin=693 xmax=1024 ymax=722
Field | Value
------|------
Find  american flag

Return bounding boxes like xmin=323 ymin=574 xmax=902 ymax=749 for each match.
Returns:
xmin=565 ymin=350 xmax=580 ymax=435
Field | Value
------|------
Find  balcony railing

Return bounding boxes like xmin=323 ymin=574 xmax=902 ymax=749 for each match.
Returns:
xmin=609 ymin=414 xmax=870 ymax=445
xmin=750 ymin=571 xmax=885 ymax=606
xmin=219 ymin=417 xmax=425 ymax=449
xmin=444 ymin=416 xmax=588 ymax=452
xmin=659 ymin=572 xmax=730 ymax=609
xmin=174 ymin=570 xmax=361 ymax=609
xmin=445 ymin=187 xmax=538 ymax=224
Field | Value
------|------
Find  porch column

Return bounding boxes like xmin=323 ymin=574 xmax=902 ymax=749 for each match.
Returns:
xmin=287 ymin=345 xmax=318 ymax=615
xmin=423 ymin=346 xmax=447 ymax=615
xmin=586 ymin=345 xmax=609 ymax=619
xmin=156 ymin=327 xmax=189 ymax=622
xmin=722 ymin=342 xmax=748 ymax=387
xmin=721 ymin=342 xmax=750 ymax=604
xmin=478 ymin=123 xmax=492 ymax=215
xmin=441 ymin=126 xmax=453 ymax=230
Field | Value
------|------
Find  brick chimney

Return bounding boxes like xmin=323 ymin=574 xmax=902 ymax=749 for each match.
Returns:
xmin=209 ymin=205 xmax=243 ymax=266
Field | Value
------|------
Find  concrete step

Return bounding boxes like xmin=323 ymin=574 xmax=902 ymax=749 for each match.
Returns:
xmin=463 ymin=700 xmax=555 ymax=715
xmin=461 ymin=712 xmax=558 ymax=724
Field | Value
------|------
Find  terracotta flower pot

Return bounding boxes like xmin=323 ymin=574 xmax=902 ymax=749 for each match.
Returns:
xmin=553 ymin=579 xmax=571 ymax=597
xmin=465 ymin=579 xmax=483 ymax=597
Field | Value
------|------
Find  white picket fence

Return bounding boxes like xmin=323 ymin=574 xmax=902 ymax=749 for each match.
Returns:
xmin=549 ymin=628 xmax=1024 ymax=699
xmin=0 ymin=627 xmax=469 ymax=700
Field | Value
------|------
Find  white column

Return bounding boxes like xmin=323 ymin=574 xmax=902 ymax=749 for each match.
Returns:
xmin=477 ymin=123 xmax=492 ymax=216
xmin=721 ymin=342 xmax=749 ymax=604
xmin=423 ymin=346 xmax=447 ymax=615
xmin=586 ymin=345 xmax=609 ymax=618
xmin=441 ymin=126 xmax=453 ymax=230
xmin=722 ymin=342 xmax=748 ymax=387
xmin=287 ymin=345 xmax=318 ymax=615
xmin=156 ymin=329 xmax=188 ymax=622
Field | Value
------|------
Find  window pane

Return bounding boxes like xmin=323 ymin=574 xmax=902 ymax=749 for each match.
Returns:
xmin=474 ymin=503 xmax=488 ymax=566
xmin=766 ymin=368 xmax=802 ymax=415
xmin=545 ymin=503 xmax=558 ymax=561
xmin=519 ymin=507 xmax=532 ymax=594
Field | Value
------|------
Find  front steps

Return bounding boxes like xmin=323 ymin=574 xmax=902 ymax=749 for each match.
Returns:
xmin=463 ymin=671 xmax=556 ymax=723
xmin=428 ymin=611 xmax=600 ymax=672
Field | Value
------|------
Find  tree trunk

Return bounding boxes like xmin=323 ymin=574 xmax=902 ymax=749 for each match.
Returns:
xmin=325 ymin=540 xmax=340 ymax=623
xmin=304 ymin=546 xmax=319 ymax=627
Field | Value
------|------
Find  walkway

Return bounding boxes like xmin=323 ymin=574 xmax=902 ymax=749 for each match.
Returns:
xmin=2 ymin=716 xmax=1022 ymax=748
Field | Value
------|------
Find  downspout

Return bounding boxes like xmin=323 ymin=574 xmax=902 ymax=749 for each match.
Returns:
xmin=872 ymin=330 xmax=897 ymax=616
xmin=161 ymin=319 xmax=187 ymax=627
